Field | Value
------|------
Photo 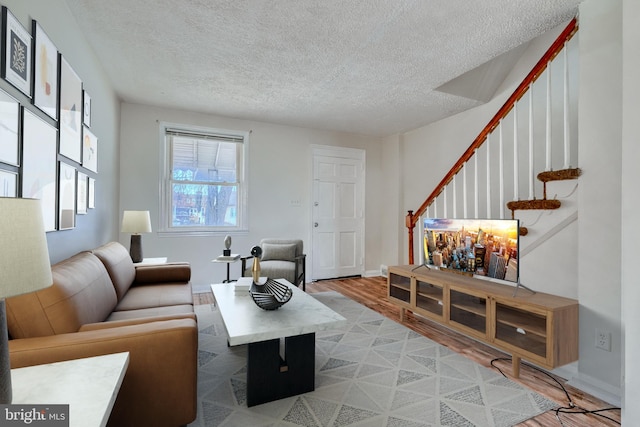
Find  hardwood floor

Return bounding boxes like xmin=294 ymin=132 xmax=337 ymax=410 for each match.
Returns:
xmin=196 ymin=277 xmax=621 ymax=426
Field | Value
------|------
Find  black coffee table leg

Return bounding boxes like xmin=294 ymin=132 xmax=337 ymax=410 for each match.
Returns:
xmin=246 ymin=333 xmax=315 ymax=407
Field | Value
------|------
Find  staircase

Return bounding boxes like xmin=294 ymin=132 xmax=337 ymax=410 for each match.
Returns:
xmin=406 ymin=18 xmax=579 ymax=264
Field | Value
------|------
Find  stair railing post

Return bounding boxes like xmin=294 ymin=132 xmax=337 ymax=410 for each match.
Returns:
xmin=406 ymin=210 xmax=415 ymax=265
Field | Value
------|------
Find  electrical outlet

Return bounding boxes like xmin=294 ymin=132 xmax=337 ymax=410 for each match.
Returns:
xmin=595 ymin=329 xmax=611 ymax=351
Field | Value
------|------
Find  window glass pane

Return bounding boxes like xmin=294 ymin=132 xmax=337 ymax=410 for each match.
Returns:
xmin=172 ymin=136 xmax=237 ymax=183
xmin=171 ymin=183 xmax=237 ymax=227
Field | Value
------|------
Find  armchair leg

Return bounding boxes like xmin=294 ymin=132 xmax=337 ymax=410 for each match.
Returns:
xmin=294 ymin=260 xmax=306 ymax=292
xmin=302 ymin=263 xmax=306 ymax=292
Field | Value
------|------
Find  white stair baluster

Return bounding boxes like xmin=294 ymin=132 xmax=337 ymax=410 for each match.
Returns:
xmin=514 ymin=103 xmax=519 ymax=202
xmin=463 ymin=166 xmax=468 ymax=218
xmin=546 ymin=62 xmax=552 ymax=171
xmin=563 ymin=44 xmax=570 ymax=169
xmin=499 ymin=123 xmax=505 ymax=219
xmin=452 ymin=175 xmax=457 ymax=218
xmin=474 ymin=152 xmax=479 ymax=218
xmin=486 ymin=134 xmax=492 ymax=218
xmin=529 ymin=88 xmax=535 ymax=200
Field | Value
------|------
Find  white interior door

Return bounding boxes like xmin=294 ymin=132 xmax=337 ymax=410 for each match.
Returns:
xmin=311 ymin=147 xmax=364 ymax=280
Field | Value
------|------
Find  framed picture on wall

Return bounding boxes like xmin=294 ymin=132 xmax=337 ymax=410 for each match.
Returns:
xmin=0 ymin=88 xmax=19 ymax=166
xmin=58 ymin=161 xmax=76 ymax=230
xmin=88 ymin=177 xmax=95 ymax=209
xmin=83 ymin=90 xmax=91 ymax=127
xmin=32 ymin=21 xmax=59 ymax=120
xmin=0 ymin=169 xmax=17 ymax=197
xmin=82 ymin=125 xmax=98 ymax=172
xmin=22 ymin=108 xmax=57 ymax=232
xmin=59 ymin=56 xmax=82 ymax=163
xmin=1 ymin=7 xmax=32 ymax=97
xmin=77 ymin=171 xmax=88 ymax=214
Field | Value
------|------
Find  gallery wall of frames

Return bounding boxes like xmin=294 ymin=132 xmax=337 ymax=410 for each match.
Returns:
xmin=0 ymin=5 xmax=97 ymax=232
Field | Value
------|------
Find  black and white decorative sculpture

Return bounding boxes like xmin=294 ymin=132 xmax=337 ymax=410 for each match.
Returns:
xmin=250 ymin=245 xmax=262 ymax=283
xmin=223 ymin=235 xmax=232 ymax=256
xmin=248 ymin=245 xmax=293 ymax=310
xmin=250 ymin=279 xmax=293 ymax=310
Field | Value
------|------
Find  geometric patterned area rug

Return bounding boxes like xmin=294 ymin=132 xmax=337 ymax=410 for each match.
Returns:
xmin=188 ymin=291 xmax=556 ymax=427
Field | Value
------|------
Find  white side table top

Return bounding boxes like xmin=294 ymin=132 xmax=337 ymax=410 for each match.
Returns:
xmin=212 ymin=254 xmax=241 ymax=263
xmin=11 ymin=352 xmax=130 ymax=427
xmin=211 ymin=278 xmax=346 ymax=346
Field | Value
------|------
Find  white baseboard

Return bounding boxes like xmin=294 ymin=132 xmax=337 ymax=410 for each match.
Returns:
xmin=550 ymin=362 xmax=578 ymax=383
xmin=566 ymin=371 xmax=622 ymax=407
xmin=192 ymin=283 xmax=212 ymax=294
xmin=363 ymin=269 xmax=384 ymax=278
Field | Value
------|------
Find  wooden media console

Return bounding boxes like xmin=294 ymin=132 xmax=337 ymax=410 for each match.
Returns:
xmin=387 ymin=265 xmax=578 ymax=377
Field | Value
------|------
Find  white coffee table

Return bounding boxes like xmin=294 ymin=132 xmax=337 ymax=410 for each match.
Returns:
xmin=211 ymin=278 xmax=346 ymax=406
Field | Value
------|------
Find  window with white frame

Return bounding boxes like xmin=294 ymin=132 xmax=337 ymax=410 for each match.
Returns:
xmin=160 ymin=123 xmax=248 ymax=234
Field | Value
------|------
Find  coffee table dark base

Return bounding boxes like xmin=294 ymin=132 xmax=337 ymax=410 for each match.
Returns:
xmin=246 ymin=332 xmax=315 ymax=407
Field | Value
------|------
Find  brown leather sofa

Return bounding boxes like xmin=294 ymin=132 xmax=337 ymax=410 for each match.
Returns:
xmin=6 ymin=242 xmax=198 ymax=427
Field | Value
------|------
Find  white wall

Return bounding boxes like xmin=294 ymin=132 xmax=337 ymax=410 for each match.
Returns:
xmin=380 ymin=134 xmax=402 ymax=270
xmin=2 ymin=0 xmax=121 ymax=263
xmin=118 ymin=103 xmax=384 ymax=288
xmin=621 ymin=0 xmax=640 ymax=422
xmin=572 ymin=0 xmax=623 ymax=401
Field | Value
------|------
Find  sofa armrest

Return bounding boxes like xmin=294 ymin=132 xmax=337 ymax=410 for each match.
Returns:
xmin=79 ymin=313 xmax=197 ymax=331
xmin=9 ymin=319 xmax=197 ymax=427
xmin=134 ymin=262 xmax=191 ymax=285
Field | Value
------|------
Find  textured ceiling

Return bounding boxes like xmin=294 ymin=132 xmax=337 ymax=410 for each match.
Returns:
xmin=63 ymin=0 xmax=581 ymax=137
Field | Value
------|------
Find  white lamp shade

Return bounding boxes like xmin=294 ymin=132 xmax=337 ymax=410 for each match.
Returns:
xmin=121 ymin=210 xmax=152 ymax=234
xmin=0 ymin=198 xmax=53 ymax=298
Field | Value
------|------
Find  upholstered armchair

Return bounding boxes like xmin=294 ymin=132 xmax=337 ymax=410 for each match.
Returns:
xmin=241 ymin=239 xmax=306 ymax=291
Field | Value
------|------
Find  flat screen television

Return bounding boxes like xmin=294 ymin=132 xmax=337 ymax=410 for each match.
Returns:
xmin=422 ymin=218 xmax=520 ymax=284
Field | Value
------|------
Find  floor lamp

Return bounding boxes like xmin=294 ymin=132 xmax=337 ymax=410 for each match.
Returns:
xmin=121 ymin=210 xmax=152 ymax=263
xmin=0 ymin=198 xmax=53 ymax=404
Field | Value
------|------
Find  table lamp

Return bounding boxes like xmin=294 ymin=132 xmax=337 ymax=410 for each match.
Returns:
xmin=121 ymin=210 xmax=152 ymax=263
xmin=0 ymin=198 xmax=53 ymax=404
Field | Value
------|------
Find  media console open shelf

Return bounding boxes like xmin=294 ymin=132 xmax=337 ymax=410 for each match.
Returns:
xmin=388 ymin=265 xmax=578 ymax=377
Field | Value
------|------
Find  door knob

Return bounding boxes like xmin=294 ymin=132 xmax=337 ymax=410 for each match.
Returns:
xmin=314 ymin=222 xmax=319 ymax=227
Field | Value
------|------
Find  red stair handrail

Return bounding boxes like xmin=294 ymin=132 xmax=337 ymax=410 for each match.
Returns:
xmin=406 ymin=18 xmax=578 ymax=264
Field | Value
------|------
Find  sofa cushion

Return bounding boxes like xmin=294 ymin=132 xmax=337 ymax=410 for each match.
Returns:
xmin=105 ymin=304 xmax=195 ymax=322
xmin=92 ymin=242 xmax=136 ymax=301
xmin=257 ymin=260 xmax=297 ymax=284
xmin=5 ymin=252 xmax=118 ymax=339
xmin=114 ymin=283 xmax=194 ymax=312
xmin=134 ymin=263 xmax=191 ymax=284
xmin=261 ymin=243 xmax=297 ymax=262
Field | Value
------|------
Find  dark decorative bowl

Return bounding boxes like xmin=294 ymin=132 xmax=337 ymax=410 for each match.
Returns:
xmin=250 ymin=278 xmax=293 ymax=310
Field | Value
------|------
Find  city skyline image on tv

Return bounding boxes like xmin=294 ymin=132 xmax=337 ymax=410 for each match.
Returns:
xmin=422 ymin=218 xmax=520 ymax=283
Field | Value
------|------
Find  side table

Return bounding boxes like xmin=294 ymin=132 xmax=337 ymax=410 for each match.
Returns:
xmin=212 ymin=254 xmax=241 ymax=283
xmin=10 ymin=352 xmax=129 ymax=427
